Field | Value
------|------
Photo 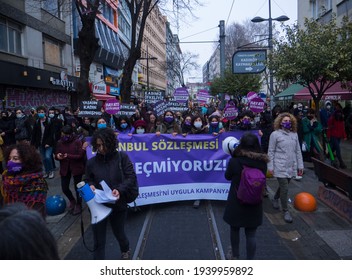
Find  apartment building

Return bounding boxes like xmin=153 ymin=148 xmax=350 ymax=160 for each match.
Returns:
xmin=298 ymin=0 xmax=352 ymax=25
xmin=0 ymin=0 xmax=77 ymax=111
xmin=139 ymin=5 xmax=167 ymax=94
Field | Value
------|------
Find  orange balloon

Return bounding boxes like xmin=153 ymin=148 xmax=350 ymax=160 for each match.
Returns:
xmin=294 ymin=192 xmax=317 ymax=212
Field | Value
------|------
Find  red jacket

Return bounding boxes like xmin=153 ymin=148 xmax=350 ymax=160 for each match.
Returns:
xmin=327 ymin=116 xmax=347 ymax=139
xmin=55 ymin=137 xmax=86 ymax=176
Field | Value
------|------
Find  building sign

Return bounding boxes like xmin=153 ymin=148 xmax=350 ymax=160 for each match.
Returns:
xmin=93 ymin=83 xmax=107 ymax=94
xmin=50 ymin=71 xmax=75 ymax=90
xmin=232 ymin=50 xmax=266 ymax=74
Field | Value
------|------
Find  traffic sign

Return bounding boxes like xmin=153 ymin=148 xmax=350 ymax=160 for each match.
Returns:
xmin=232 ymin=49 xmax=266 ymax=74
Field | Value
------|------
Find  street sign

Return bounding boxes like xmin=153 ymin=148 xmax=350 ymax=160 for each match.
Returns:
xmin=232 ymin=49 xmax=266 ymax=74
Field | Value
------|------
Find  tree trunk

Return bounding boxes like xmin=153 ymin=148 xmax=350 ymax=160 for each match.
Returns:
xmin=120 ymin=49 xmax=141 ymax=103
xmin=75 ymin=14 xmax=99 ymax=109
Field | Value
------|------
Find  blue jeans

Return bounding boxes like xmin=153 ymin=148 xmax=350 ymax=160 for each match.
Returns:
xmin=39 ymin=146 xmax=54 ymax=173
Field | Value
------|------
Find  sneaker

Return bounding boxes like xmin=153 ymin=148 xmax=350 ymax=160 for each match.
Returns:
xmin=284 ymin=211 xmax=293 ymax=223
xmin=48 ymin=171 xmax=54 ymax=179
xmin=272 ymin=198 xmax=279 ymax=209
xmin=193 ymin=200 xmax=200 ymax=209
xmin=121 ymin=250 xmax=131 ymax=260
xmin=43 ymin=172 xmax=48 ymax=178
xmin=293 ymin=175 xmax=302 ymax=180
xmin=68 ymin=200 xmax=76 ymax=212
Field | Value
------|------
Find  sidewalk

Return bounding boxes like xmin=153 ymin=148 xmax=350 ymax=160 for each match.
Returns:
xmin=264 ymin=139 xmax=352 ymax=259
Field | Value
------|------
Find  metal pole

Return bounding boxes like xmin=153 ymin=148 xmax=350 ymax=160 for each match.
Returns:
xmin=268 ymin=0 xmax=274 ymax=109
xmin=147 ymin=45 xmax=149 ymax=92
xmin=219 ymin=20 xmax=226 ymax=109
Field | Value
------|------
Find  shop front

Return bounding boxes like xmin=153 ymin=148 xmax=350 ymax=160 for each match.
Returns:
xmin=0 ymin=61 xmax=78 ymax=113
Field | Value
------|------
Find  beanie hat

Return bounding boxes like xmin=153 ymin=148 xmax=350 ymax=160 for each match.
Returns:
xmin=325 ymin=100 xmax=332 ymax=106
xmin=133 ymin=120 xmax=147 ymax=128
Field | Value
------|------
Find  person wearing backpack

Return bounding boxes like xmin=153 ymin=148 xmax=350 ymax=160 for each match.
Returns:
xmin=85 ymin=128 xmax=138 ymax=260
xmin=223 ymin=132 xmax=268 ymax=260
xmin=267 ymin=112 xmax=304 ymax=223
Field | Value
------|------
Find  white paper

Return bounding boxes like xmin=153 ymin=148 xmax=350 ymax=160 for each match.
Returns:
xmin=94 ymin=180 xmax=118 ymax=204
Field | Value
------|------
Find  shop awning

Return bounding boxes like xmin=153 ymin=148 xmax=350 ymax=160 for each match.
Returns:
xmin=294 ymin=82 xmax=352 ymax=101
xmin=275 ymin=84 xmax=305 ymax=101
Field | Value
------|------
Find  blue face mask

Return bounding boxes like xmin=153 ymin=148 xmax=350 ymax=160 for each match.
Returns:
xmin=38 ymin=113 xmax=45 ymax=119
xmin=120 ymin=123 xmax=128 ymax=129
xmin=97 ymin=123 xmax=107 ymax=129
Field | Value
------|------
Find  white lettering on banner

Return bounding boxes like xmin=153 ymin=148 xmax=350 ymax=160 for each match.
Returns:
xmin=134 ymin=158 xmax=227 ymax=178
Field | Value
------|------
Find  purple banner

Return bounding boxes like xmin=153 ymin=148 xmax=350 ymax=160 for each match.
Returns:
xmin=86 ymin=131 xmax=257 ymax=206
xmin=173 ymin=87 xmax=189 ymax=103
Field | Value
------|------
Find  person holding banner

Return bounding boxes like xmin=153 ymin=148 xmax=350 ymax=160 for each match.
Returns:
xmin=145 ymin=112 xmax=157 ymax=133
xmin=115 ymin=115 xmax=135 ymax=136
xmin=191 ymin=115 xmax=208 ymax=134
xmin=208 ymin=115 xmax=225 ymax=136
xmin=85 ymin=128 xmax=138 ymax=260
xmin=156 ymin=110 xmax=181 ymax=136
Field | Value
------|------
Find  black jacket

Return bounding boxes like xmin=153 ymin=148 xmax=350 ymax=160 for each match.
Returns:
xmin=85 ymin=150 xmax=138 ymax=210
xmin=223 ymin=150 xmax=268 ymax=228
xmin=31 ymin=118 xmax=55 ymax=148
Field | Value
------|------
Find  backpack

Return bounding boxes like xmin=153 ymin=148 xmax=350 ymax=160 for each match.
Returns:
xmin=237 ymin=166 xmax=266 ymax=205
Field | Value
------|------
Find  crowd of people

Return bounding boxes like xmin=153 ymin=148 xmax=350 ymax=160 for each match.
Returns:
xmin=0 ymin=97 xmax=350 ymax=260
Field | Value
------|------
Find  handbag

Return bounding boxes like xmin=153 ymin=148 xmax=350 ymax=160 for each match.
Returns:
xmin=301 ymin=141 xmax=308 ymax=152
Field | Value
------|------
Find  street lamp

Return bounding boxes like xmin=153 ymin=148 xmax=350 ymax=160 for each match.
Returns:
xmin=251 ymin=0 xmax=289 ymax=110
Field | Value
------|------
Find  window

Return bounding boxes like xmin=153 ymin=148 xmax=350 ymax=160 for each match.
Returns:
xmin=42 ymin=0 xmax=60 ymax=18
xmin=0 ymin=17 xmax=22 ymax=55
xmin=43 ymin=36 xmax=63 ymax=66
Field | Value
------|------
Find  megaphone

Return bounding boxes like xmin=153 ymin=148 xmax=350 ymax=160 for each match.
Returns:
xmin=77 ymin=181 xmax=112 ymax=224
xmin=222 ymin=136 xmax=240 ymax=155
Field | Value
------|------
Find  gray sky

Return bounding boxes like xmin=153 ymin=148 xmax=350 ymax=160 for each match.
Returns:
xmin=175 ymin=0 xmax=298 ymax=82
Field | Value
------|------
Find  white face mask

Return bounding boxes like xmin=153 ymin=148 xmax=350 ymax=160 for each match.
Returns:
xmin=136 ymin=128 xmax=145 ymax=134
xmin=194 ymin=121 xmax=202 ymax=128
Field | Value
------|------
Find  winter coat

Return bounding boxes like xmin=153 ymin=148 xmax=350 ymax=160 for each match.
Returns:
xmin=31 ymin=118 xmax=55 ymax=148
xmin=14 ymin=115 xmax=32 ymax=141
xmin=156 ymin=121 xmax=182 ymax=134
xmin=55 ymin=136 xmax=86 ymax=177
xmin=327 ymin=116 xmax=347 ymax=139
xmin=223 ymin=150 xmax=268 ymax=228
xmin=267 ymin=129 xmax=304 ymax=178
xmin=301 ymin=117 xmax=323 ymax=153
xmin=85 ymin=150 xmax=138 ymax=211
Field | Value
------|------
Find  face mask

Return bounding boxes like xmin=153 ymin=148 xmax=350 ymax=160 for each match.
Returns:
xmin=184 ymin=120 xmax=191 ymax=126
xmin=194 ymin=121 xmax=202 ymax=128
xmin=7 ymin=161 xmax=23 ymax=173
xmin=61 ymin=135 xmax=71 ymax=142
xmin=281 ymin=121 xmax=292 ymax=130
xmin=49 ymin=113 xmax=55 ymax=118
xmin=16 ymin=113 xmax=23 ymax=119
xmin=242 ymin=119 xmax=251 ymax=125
xmin=120 ymin=123 xmax=128 ymax=129
xmin=38 ymin=113 xmax=45 ymax=119
xmin=164 ymin=116 xmax=174 ymax=123
xmin=210 ymin=121 xmax=218 ymax=127
xmin=97 ymin=123 xmax=107 ymax=129
xmin=136 ymin=128 xmax=145 ymax=134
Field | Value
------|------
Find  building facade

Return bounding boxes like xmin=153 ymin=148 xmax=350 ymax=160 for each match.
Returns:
xmin=298 ymin=0 xmax=352 ymax=26
xmin=0 ymin=0 xmax=77 ymax=111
